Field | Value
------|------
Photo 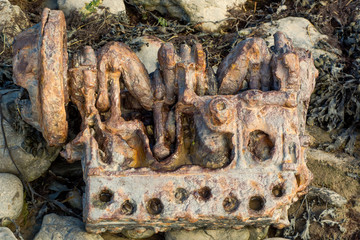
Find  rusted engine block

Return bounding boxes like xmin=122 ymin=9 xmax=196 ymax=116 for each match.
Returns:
xmin=13 ymin=9 xmax=318 ymax=234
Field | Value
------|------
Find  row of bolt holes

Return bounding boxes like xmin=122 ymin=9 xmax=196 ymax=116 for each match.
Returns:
xmin=99 ymin=185 xmax=285 ymax=215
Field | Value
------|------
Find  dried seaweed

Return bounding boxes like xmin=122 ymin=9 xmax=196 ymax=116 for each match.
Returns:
xmin=307 ymin=13 xmax=360 ymax=155
xmin=0 ymin=65 xmax=16 ymax=89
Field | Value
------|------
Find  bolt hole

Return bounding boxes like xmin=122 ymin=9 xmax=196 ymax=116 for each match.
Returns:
xmin=248 ymin=130 xmax=274 ymax=161
xmin=146 ymin=198 xmax=163 ymax=215
xmin=198 ymin=186 xmax=212 ymax=201
xmin=120 ymin=200 xmax=135 ymax=215
xmin=272 ymin=185 xmax=285 ymax=197
xmin=174 ymin=188 xmax=189 ymax=203
xmin=249 ymin=196 xmax=265 ymax=211
xmin=223 ymin=195 xmax=240 ymax=213
xmin=99 ymin=189 xmax=113 ymax=203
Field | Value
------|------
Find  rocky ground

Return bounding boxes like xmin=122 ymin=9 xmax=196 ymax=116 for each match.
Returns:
xmin=0 ymin=0 xmax=359 ymax=239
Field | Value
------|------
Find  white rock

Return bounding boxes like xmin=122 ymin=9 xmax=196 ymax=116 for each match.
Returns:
xmin=0 ymin=0 xmax=29 ymax=45
xmin=239 ymin=17 xmax=341 ymax=60
xmin=0 ymin=227 xmax=17 ymax=240
xmin=0 ymin=90 xmax=60 ymax=182
xmin=131 ymin=0 xmax=247 ymax=32
xmin=0 ymin=173 xmax=23 ymax=222
xmin=132 ymin=36 xmax=163 ymax=74
xmin=165 ymin=228 xmax=250 ymax=240
xmin=58 ymin=0 xmax=126 ymax=16
xmin=34 ymin=214 xmax=103 ymax=240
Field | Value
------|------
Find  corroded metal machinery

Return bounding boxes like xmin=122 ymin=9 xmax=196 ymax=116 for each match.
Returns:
xmin=13 ymin=9 xmax=318 ymax=234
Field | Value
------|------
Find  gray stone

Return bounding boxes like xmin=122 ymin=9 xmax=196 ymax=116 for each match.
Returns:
xmin=132 ymin=36 xmax=163 ymax=74
xmin=0 ymin=173 xmax=23 ymax=223
xmin=238 ymin=17 xmax=341 ymax=60
xmin=34 ymin=214 xmax=103 ymax=240
xmin=100 ymin=233 xmax=128 ymax=240
xmin=248 ymin=227 xmax=270 ymax=240
xmin=0 ymin=0 xmax=29 ymax=45
xmin=0 ymin=227 xmax=17 ymax=240
xmin=306 ymin=148 xmax=360 ymax=202
xmin=58 ymin=0 xmax=126 ymax=17
xmin=130 ymin=0 xmax=247 ymax=32
xmin=264 ymin=238 xmax=289 ymax=240
xmin=122 ymin=228 xmax=155 ymax=239
xmin=0 ymin=90 xmax=60 ymax=182
xmin=166 ymin=227 xmax=269 ymax=240
xmin=166 ymin=228 xmax=250 ymax=240
xmin=67 ymin=189 xmax=83 ymax=210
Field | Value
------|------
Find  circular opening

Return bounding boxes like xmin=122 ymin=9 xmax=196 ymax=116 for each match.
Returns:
xmin=198 ymin=186 xmax=212 ymax=201
xmin=174 ymin=188 xmax=189 ymax=203
xmin=248 ymin=130 xmax=274 ymax=161
xmin=146 ymin=198 xmax=164 ymax=215
xmin=272 ymin=185 xmax=285 ymax=198
xmin=249 ymin=196 xmax=265 ymax=211
xmin=223 ymin=195 xmax=240 ymax=213
xmin=120 ymin=200 xmax=135 ymax=215
xmin=99 ymin=189 xmax=113 ymax=203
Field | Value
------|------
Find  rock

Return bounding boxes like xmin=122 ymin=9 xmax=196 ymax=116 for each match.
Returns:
xmin=238 ymin=17 xmax=341 ymax=60
xmin=101 ymin=232 xmax=161 ymax=240
xmin=132 ymin=36 xmax=163 ymax=74
xmin=67 ymin=189 xmax=83 ymax=210
xmin=122 ymin=228 xmax=155 ymax=239
xmin=264 ymin=238 xmax=289 ymax=240
xmin=57 ymin=0 xmax=126 ymax=17
xmin=100 ymin=233 xmax=128 ymax=240
xmin=306 ymin=149 xmax=360 ymax=201
xmin=165 ymin=227 xmax=268 ymax=240
xmin=34 ymin=213 xmax=103 ymax=240
xmin=0 ymin=90 xmax=60 ymax=182
xmin=0 ymin=227 xmax=17 ymax=240
xmin=308 ymin=187 xmax=347 ymax=208
xmin=130 ymin=0 xmax=247 ymax=32
xmin=165 ymin=229 xmax=249 ymax=240
xmin=0 ymin=0 xmax=30 ymax=45
xmin=0 ymin=173 xmax=23 ymax=223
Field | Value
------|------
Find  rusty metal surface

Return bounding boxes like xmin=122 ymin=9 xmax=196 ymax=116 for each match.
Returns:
xmin=13 ymin=8 xmax=68 ymax=146
xmin=12 ymin=9 xmax=318 ymax=235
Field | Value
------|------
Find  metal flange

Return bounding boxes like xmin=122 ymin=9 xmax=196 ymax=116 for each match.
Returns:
xmin=13 ymin=8 xmax=68 ymax=146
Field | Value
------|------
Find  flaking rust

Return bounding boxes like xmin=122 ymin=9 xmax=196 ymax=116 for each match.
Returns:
xmin=13 ymin=8 xmax=68 ymax=146
xmin=13 ymin=9 xmax=318 ymax=235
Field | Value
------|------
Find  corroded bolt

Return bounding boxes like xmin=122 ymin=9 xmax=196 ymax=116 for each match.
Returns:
xmin=120 ymin=200 xmax=135 ymax=215
xmin=209 ymin=98 xmax=233 ymax=125
xmin=174 ymin=188 xmax=189 ymax=203
xmin=223 ymin=195 xmax=240 ymax=213
xmin=146 ymin=198 xmax=164 ymax=215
